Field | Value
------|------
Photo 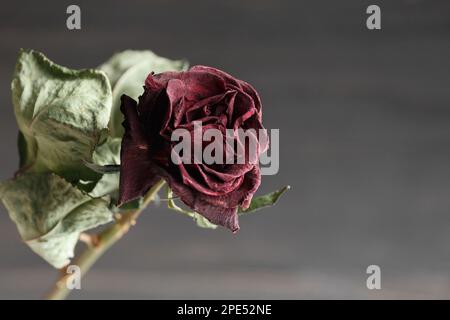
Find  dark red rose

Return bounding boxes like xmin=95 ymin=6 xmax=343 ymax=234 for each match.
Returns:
xmin=118 ymin=66 xmax=268 ymax=232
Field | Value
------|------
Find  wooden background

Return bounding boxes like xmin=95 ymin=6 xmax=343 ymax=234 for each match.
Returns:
xmin=1 ymin=0 xmax=450 ymax=299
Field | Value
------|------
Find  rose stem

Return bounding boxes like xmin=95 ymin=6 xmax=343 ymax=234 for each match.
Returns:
xmin=45 ymin=179 xmax=166 ymax=300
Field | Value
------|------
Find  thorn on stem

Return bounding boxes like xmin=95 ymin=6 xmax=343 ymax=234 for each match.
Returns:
xmin=79 ymin=233 xmax=100 ymax=247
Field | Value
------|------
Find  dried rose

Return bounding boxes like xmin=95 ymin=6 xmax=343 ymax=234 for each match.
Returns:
xmin=119 ymin=66 xmax=267 ymax=232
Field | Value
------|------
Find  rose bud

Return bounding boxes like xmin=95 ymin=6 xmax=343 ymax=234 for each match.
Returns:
xmin=118 ymin=66 xmax=268 ymax=232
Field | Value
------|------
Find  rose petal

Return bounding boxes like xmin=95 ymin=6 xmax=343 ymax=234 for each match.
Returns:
xmin=166 ymin=156 xmax=259 ymax=210
xmin=162 ymin=165 xmax=261 ymax=232
xmin=191 ymin=164 xmax=244 ymax=194
xmin=151 ymin=70 xmax=226 ymax=101
xmin=198 ymin=165 xmax=260 ymax=210
xmin=202 ymin=163 xmax=254 ymax=182
xmin=232 ymin=91 xmax=256 ymax=129
xmin=163 ymin=171 xmax=240 ymax=232
xmin=185 ymin=91 xmax=233 ymax=124
xmin=137 ymin=87 xmax=168 ymax=136
xmin=238 ymin=80 xmax=262 ymax=113
xmin=118 ymin=95 xmax=160 ymax=205
xmin=190 ymin=65 xmax=243 ymax=90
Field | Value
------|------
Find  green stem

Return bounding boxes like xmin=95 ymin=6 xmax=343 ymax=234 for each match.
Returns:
xmin=45 ymin=180 xmax=165 ymax=300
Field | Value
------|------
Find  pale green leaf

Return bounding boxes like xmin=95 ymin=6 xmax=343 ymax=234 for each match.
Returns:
xmin=83 ymin=162 xmax=120 ymax=174
xmin=166 ymin=188 xmax=217 ymax=229
xmin=0 ymin=173 xmax=113 ymax=268
xmin=239 ymin=185 xmax=290 ymax=215
xmin=99 ymin=50 xmax=188 ymax=137
xmin=12 ymin=49 xmax=112 ymax=181
xmin=84 ymin=137 xmax=121 ymax=198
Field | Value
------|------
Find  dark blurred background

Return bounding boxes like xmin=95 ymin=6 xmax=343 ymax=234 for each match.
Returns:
xmin=1 ymin=0 xmax=450 ymax=299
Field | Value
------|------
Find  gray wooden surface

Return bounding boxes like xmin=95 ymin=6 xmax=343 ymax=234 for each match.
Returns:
xmin=1 ymin=0 xmax=450 ymax=299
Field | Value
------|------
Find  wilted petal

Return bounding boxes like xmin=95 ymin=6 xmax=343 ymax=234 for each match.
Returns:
xmin=239 ymin=80 xmax=262 ymax=113
xmin=152 ymin=69 xmax=226 ymax=101
xmin=190 ymin=65 xmax=242 ymax=90
xmin=118 ymin=95 xmax=160 ymax=205
xmin=164 ymin=172 xmax=240 ymax=232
